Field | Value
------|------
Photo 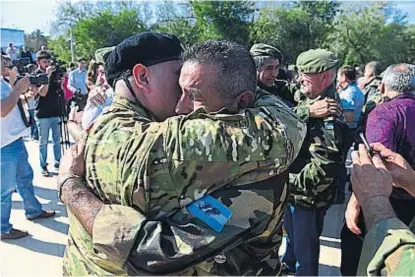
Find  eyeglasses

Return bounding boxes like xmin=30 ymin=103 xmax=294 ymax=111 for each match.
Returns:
xmin=6 ymin=65 xmax=14 ymax=70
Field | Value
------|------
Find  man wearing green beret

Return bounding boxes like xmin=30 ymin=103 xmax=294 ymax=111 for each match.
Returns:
xmin=250 ymin=43 xmax=341 ymax=120
xmin=281 ymin=49 xmax=350 ymax=276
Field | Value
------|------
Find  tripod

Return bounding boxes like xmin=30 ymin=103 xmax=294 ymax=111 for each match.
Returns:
xmin=56 ymin=86 xmax=71 ymax=153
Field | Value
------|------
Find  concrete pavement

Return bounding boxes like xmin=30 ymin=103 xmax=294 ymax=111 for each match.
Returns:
xmin=0 ymin=138 xmax=346 ymax=276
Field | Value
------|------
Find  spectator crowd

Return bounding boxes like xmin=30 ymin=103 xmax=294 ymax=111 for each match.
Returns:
xmin=1 ymin=32 xmax=415 ymax=277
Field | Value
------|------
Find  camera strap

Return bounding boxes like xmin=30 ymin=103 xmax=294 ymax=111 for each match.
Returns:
xmin=17 ymin=99 xmax=34 ymax=128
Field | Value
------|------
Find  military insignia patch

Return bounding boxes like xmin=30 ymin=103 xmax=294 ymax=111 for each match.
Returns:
xmin=324 ymin=122 xmax=334 ymax=130
xmin=187 ymin=195 xmax=233 ymax=232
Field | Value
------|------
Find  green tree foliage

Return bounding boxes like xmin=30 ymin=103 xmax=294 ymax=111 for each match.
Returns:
xmin=250 ymin=1 xmax=339 ymax=64
xmin=47 ymin=0 xmax=414 ymax=67
xmin=24 ymin=29 xmax=48 ymax=52
xmin=153 ymin=18 xmax=198 ymax=47
xmin=73 ymin=9 xmax=146 ymax=60
xmin=49 ymin=8 xmax=146 ymax=63
xmin=325 ymin=2 xmax=415 ymax=66
xmin=48 ymin=35 xmax=72 ymax=62
xmin=191 ymin=0 xmax=255 ymax=44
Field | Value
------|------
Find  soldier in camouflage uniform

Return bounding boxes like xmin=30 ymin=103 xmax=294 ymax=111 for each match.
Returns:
xmin=280 ymin=49 xmax=350 ymax=276
xmin=354 ymin=62 xmax=383 ymax=151
xmin=362 ymin=61 xmax=383 ymax=113
xmin=250 ymin=43 xmax=342 ymax=123
xmin=59 ymin=34 xmax=307 ymax=276
xmin=250 ymin=43 xmax=296 ymax=106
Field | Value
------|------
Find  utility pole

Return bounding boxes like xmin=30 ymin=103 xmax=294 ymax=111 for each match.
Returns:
xmin=69 ymin=27 xmax=75 ymax=63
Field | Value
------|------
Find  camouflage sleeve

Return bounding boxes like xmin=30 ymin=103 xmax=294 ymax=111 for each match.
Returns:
xmin=357 ymin=218 xmax=415 ymax=276
xmin=91 ymin=176 xmax=287 ymax=275
xmin=161 ymin=92 xmax=306 ymax=209
xmin=292 ymin=90 xmax=311 ymax=122
xmin=289 ymin=119 xmax=344 ymax=206
xmin=122 ymin=92 xmax=306 ymax=214
xmin=294 ymin=101 xmax=310 ymax=122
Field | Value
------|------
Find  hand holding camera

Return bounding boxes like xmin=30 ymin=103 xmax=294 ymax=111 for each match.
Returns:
xmin=14 ymin=77 xmax=30 ymax=94
xmin=46 ymin=65 xmax=55 ymax=77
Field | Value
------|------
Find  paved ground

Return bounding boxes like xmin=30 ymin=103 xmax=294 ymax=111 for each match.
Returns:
xmin=0 ymin=139 xmax=347 ymax=276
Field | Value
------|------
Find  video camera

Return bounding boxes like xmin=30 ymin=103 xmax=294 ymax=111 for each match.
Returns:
xmin=16 ymin=72 xmax=49 ymax=86
xmin=49 ymin=58 xmax=66 ymax=83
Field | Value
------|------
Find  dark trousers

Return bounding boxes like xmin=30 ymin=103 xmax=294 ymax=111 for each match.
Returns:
xmin=282 ymin=204 xmax=326 ymax=276
xmin=340 ymin=197 xmax=415 ymax=276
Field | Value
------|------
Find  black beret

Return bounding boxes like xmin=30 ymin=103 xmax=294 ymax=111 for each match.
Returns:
xmin=106 ymin=32 xmax=183 ymax=87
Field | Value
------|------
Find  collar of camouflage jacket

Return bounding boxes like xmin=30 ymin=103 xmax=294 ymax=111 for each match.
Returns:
xmin=365 ymin=76 xmax=382 ymax=88
xmin=112 ymin=95 xmax=156 ymax=121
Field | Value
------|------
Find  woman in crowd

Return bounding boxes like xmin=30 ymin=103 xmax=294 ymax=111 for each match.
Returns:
xmin=86 ymin=61 xmax=105 ymax=91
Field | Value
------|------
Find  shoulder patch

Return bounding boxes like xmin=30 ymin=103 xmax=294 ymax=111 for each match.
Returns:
xmin=324 ymin=122 xmax=334 ymax=130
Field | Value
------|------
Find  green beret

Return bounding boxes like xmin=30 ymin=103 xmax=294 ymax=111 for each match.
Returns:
xmin=250 ymin=43 xmax=283 ymax=61
xmin=95 ymin=46 xmax=115 ymax=63
xmin=296 ymin=49 xmax=339 ymax=74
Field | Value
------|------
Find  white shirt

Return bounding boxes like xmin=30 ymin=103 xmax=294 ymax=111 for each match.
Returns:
xmin=81 ymin=88 xmax=114 ymax=130
xmin=68 ymin=68 xmax=88 ymax=95
xmin=1 ymin=77 xmax=29 ymax=148
xmin=6 ymin=46 xmax=18 ymax=61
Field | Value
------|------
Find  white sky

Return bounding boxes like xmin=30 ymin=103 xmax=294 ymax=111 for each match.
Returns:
xmin=1 ymin=0 xmax=415 ymax=36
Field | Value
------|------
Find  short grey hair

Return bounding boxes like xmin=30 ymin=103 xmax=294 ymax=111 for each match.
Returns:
xmin=181 ymin=40 xmax=257 ymax=104
xmin=365 ymin=61 xmax=382 ymax=77
xmin=382 ymin=63 xmax=415 ymax=94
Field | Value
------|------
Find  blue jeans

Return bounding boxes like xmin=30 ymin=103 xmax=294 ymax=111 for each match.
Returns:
xmin=1 ymin=138 xmax=42 ymax=234
xmin=28 ymin=110 xmax=38 ymax=139
xmin=36 ymin=117 xmax=61 ymax=169
xmin=282 ymin=204 xmax=326 ymax=276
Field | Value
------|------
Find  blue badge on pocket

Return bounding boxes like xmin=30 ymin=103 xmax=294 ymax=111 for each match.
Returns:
xmin=187 ymin=195 xmax=233 ymax=233
xmin=324 ymin=122 xmax=334 ymax=130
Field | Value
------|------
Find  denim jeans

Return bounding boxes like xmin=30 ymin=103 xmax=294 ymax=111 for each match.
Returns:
xmin=36 ymin=117 xmax=61 ymax=169
xmin=282 ymin=204 xmax=326 ymax=276
xmin=28 ymin=109 xmax=38 ymax=139
xmin=1 ymin=138 xmax=42 ymax=234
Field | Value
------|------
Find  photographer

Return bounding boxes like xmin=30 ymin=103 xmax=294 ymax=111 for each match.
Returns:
xmin=34 ymin=50 xmax=62 ymax=177
xmin=1 ymin=54 xmax=55 ymax=240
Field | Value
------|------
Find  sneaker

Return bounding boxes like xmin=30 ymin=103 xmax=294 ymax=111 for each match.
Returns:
xmin=0 ymin=228 xmax=29 ymax=240
xmin=27 ymin=210 xmax=56 ymax=221
xmin=41 ymin=168 xmax=50 ymax=177
xmin=54 ymin=162 xmax=60 ymax=170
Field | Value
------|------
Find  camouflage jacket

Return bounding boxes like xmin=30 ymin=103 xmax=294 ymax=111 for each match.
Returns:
xmin=357 ymin=218 xmax=415 ymax=276
xmin=354 ymin=77 xmax=383 ymax=146
xmin=363 ymin=77 xmax=382 ymax=114
xmin=258 ymin=80 xmax=298 ymax=107
xmin=63 ymin=90 xmax=307 ymax=275
xmin=287 ymin=85 xmax=350 ymax=209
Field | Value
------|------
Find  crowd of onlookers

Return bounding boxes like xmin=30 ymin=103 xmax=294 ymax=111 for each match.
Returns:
xmin=1 ymin=34 xmax=415 ymax=276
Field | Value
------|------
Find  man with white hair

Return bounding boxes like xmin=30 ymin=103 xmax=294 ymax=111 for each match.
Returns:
xmin=341 ymin=63 xmax=415 ymax=276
